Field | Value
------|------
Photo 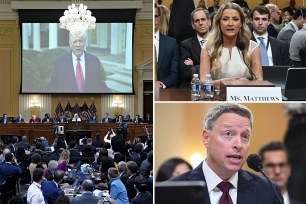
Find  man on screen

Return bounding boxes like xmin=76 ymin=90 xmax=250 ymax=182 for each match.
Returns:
xmin=46 ymin=33 xmax=111 ymax=93
xmin=171 ymin=103 xmax=283 ymax=203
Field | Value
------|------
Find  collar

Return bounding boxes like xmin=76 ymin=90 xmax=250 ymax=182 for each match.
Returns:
xmin=253 ymin=31 xmax=269 ymax=41
xmin=282 ymin=190 xmax=290 ymax=204
xmin=202 ymin=159 xmax=238 ymax=193
xmin=154 ymin=31 xmax=159 ymax=41
xmin=290 ymin=21 xmax=299 ymax=32
xmin=72 ymin=52 xmax=85 ymax=62
xmin=33 ymin=182 xmax=41 ymax=188
xmin=53 ymin=180 xmax=58 ymax=188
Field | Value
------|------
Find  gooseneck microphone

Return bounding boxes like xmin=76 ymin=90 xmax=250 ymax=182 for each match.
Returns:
xmin=247 ymin=154 xmax=284 ymax=204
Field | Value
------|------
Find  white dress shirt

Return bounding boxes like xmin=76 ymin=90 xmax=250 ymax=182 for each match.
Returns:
xmin=283 ymin=191 xmax=290 ymax=204
xmin=202 ymin=159 xmax=238 ymax=204
xmin=154 ymin=31 xmax=160 ymax=63
xmin=27 ymin=182 xmax=46 ymax=204
xmin=72 ymin=53 xmax=86 ymax=79
xmin=253 ymin=31 xmax=273 ymax=66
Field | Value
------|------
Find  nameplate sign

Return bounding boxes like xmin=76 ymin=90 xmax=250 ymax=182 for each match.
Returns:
xmin=226 ymin=87 xmax=282 ymax=102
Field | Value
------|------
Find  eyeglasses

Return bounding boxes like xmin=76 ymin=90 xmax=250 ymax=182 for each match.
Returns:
xmin=264 ymin=162 xmax=288 ymax=172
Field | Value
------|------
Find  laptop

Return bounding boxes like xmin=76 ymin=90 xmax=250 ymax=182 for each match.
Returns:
xmin=262 ymin=66 xmax=291 ymax=89
xmin=284 ymin=68 xmax=306 ymax=101
xmin=155 ymin=181 xmax=206 ymax=204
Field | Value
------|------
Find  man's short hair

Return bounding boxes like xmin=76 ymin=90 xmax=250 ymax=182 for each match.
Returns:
xmin=5 ymin=152 xmax=13 ymax=162
xmin=69 ymin=141 xmax=76 ymax=149
xmin=134 ymin=176 xmax=148 ymax=193
xmin=12 ymin=136 xmax=18 ymax=144
xmin=259 ymin=141 xmax=290 ymax=162
xmin=204 ymin=104 xmax=253 ymax=131
xmin=293 ymin=7 xmax=306 ymax=20
xmin=108 ymin=167 xmax=119 ymax=178
xmin=250 ymin=6 xmax=271 ymax=19
xmin=82 ymin=179 xmax=94 ymax=191
xmin=118 ymin=161 xmax=127 ymax=172
xmin=31 ymin=153 xmax=41 ymax=164
xmin=127 ymin=161 xmax=138 ymax=174
xmin=55 ymin=195 xmax=70 ymax=204
xmin=33 ymin=168 xmax=44 ymax=182
xmin=54 ymin=170 xmax=65 ymax=183
xmin=48 ymin=160 xmax=59 ymax=171
xmin=190 ymin=7 xmax=210 ymax=23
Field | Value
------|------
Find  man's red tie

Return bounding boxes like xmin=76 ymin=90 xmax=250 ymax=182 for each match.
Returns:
xmin=76 ymin=57 xmax=84 ymax=92
xmin=218 ymin=181 xmax=233 ymax=204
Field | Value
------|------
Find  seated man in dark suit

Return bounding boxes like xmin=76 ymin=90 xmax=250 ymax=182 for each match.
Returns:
xmin=155 ymin=4 xmax=179 ymax=89
xmin=250 ymin=6 xmax=291 ymax=66
xmin=18 ymin=136 xmax=31 ymax=151
xmin=71 ymin=180 xmax=100 ymax=204
xmin=101 ymin=113 xmax=112 ymax=123
xmin=42 ymin=170 xmax=65 ymax=204
xmin=0 ymin=153 xmax=22 ymax=185
xmin=57 ymin=114 xmax=67 ymax=123
xmin=180 ymin=8 xmax=211 ymax=88
xmin=130 ymin=176 xmax=153 ymax=204
xmin=46 ymin=33 xmax=111 ymax=93
xmin=171 ymin=104 xmax=283 ymax=203
xmin=42 ymin=113 xmax=54 ymax=123
xmin=0 ymin=113 xmax=10 ymax=123
xmin=14 ymin=113 xmax=24 ymax=123
xmin=133 ymin=115 xmax=143 ymax=124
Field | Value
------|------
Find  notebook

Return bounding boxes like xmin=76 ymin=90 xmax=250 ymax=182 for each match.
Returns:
xmin=262 ymin=66 xmax=291 ymax=89
xmin=284 ymin=68 xmax=306 ymax=101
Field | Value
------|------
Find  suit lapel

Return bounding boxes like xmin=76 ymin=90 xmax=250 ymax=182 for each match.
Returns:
xmin=269 ymin=36 xmax=277 ymax=65
xmin=192 ymin=36 xmax=201 ymax=60
xmin=237 ymin=170 xmax=256 ymax=204
xmin=158 ymin=33 xmax=166 ymax=72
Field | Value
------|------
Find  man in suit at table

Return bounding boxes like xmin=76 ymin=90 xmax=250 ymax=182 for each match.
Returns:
xmin=14 ymin=113 xmax=24 ymax=123
xmin=250 ymin=6 xmax=291 ymax=66
xmin=155 ymin=3 xmax=178 ymax=89
xmin=46 ymin=33 xmax=111 ymax=93
xmin=0 ymin=113 xmax=10 ymax=123
xmin=102 ymin=113 xmax=112 ymax=123
xmin=180 ymin=8 xmax=211 ymax=88
xmin=41 ymin=170 xmax=65 ymax=204
xmin=71 ymin=180 xmax=100 ymax=204
xmin=42 ymin=113 xmax=54 ymax=123
xmin=171 ymin=104 xmax=283 ymax=204
xmin=57 ymin=114 xmax=67 ymax=123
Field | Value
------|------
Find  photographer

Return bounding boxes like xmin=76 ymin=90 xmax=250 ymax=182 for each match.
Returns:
xmin=111 ymin=127 xmax=130 ymax=157
xmin=104 ymin=128 xmax=116 ymax=144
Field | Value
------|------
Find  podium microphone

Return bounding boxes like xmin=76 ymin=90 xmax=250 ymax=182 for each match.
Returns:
xmin=247 ymin=154 xmax=284 ymax=204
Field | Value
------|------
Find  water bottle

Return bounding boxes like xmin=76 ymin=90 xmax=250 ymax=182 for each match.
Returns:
xmin=203 ymin=74 xmax=214 ymax=99
xmin=191 ymin=74 xmax=201 ymax=96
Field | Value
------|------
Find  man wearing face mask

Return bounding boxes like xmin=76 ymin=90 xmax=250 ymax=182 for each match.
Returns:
xmin=46 ymin=33 xmax=111 ymax=93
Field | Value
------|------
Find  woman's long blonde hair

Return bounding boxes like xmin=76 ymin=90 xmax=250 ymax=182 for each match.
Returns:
xmin=158 ymin=4 xmax=170 ymax=35
xmin=205 ymin=2 xmax=251 ymax=78
xmin=58 ymin=149 xmax=70 ymax=164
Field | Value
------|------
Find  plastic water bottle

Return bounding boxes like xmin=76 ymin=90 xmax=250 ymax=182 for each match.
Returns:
xmin=191 ymin=74 xmax=201 ymax=96
xmin=203 ymin=74 xmax=214 ymax=99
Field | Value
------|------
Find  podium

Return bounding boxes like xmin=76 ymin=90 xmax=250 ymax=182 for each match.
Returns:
xmin=220 ymin=80 xmax=275 ymax=100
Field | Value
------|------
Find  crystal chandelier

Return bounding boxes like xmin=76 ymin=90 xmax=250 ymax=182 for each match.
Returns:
xmin=59 ymin=0 xmax=96 ymax=38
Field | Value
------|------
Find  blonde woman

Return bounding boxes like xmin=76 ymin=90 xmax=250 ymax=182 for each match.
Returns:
xmin=158 ymin=4 xmax=170 ymax=35
xmin=57 ymin=149 xmax=70 ymax=173
xmin=197 ymin=0 xmax=207 ymax=9
xmin=200 ymin=2 xmax=263 ymax=89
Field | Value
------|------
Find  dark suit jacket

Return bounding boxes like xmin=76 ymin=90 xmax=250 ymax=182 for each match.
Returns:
xmin=251 ymin=34 xmax=292 ymax=66
xmin=133 ymin=118 xmax=143 ymax=123
xmin=70 ymin=192 xmax=100 ymax=204
xmin=158 ymin=33 xmax=179 ymax=88
xmin=126 ymin=173 xmax=139 ymax=201
xmin=57 ymin=117 xmax=67 ymax=123
xmin=130 ymin=191 xmax=153 ymax=204
xmin=14 ymin=118 xmax=24 ymax=123
xmin=208 ymin=6 xmax=219 ymax=14
xmin=18 ymin=141 xmax=31 ymax=150
xmin=171 ymin=162 xmax=283 ymax=204
xmin=41 ymin=180 xmax=64 ymax=204
xmin=180 ymin=36 xmax=201 ymax=88
xmin=102 ymin=117 xmax=113 ymax=123
xmin=268 ymin=24 xmax=279 ymax=39
xmin=46 ymin=51 xmax=111 ymax=93
xmin=0 ymin=163 xmax=22 ymax=185
xmin=42 ymin=117 xmax=54 ymax=123
xmin=0 ymin=118 xmax=10 ymax=123
xmin=120 ymin=171 xmax=129 ymax=186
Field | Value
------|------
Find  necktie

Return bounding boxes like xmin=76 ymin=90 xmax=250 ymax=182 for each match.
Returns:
xmin=218 ymin=181 xmax=233 ymax=204
xmin=76 ymin=57 xmax=84 ymax=92
xmin=200 ymin=39 xmax=205 ymax=47
xmin=258 ymin=37 xmax=269 ymax=66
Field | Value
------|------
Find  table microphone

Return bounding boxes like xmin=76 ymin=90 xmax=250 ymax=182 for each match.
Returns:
xmin=247 ymin=154 xmax=284 ymax=204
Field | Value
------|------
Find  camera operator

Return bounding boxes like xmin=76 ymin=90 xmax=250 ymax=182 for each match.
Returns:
xmin=93 ymin=133 xmax=104 ymax=148
xmin=104 ymin=128 xmax=116 ymax=144
xmin=111 ymin=127 xmax=130 ymax=157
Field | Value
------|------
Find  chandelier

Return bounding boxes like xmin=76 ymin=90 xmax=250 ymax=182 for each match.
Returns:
xmin=59 ymin=0 xmax=96 ymax=38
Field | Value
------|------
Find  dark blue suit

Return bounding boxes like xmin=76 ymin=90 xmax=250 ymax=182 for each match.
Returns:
xmin=102 ymin=117 xmax=113 ymax=123
xmin=171 ymin=162 xmax=283 ymax=204
xmin=41 ymin=180 xmax=64 ymax=204
xmin=7 ymin=143 xmax=16 ymax=156
xmin=130 ymin=191 xmax=153 ymax=204
xmin=158 ymin=33 xmax=179 ymax=88
xmin=46 ymin=51 xmax=111 ymax=93
xmin=18 ymin=141 xmax=31 ymax=150
xmin=0 ymin=163 xmax=22 ymax=185
xmin=70 ymin=192 xmax=100 ymax=204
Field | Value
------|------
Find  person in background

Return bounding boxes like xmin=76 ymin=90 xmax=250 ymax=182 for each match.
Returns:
xmin=42 ymin=170 xmax=65 ymax=204
xmin=7 ymin=136 xmax=18 ymax=155
xmin=130 ymin=176 xmax=153 ymax=204
xmin=42 ymin=113 xmax=54 ymax=123
xmin=57 ymin=149 xmax=70 ymax=174
xmin=0 ymin=153 xmax=22 ymax=185
xmin=55 ymin=195 xmax=71 ymax=204
xmin=45 ymin=160 xmax=59 ymax=181
xmin=197 ymin=0 xmax=207 ymax=9
xmin=171 ymin=103 xmax=282 ymax=203
xmin=158 ymin=4 xmax=170 ymax=35
xmin=259 ymin=0 xmax=269 ymax=6
xmin=18 ymin=136 xmax=31 ymax=151
xmin=72 ymin=113 xmax=81 ymax=122
xmin=29 ymin=114 xmax=40 ymax=123
xmin=57 ymin=114 xmax=67 ymax=123
xmin=14 ymin=113 xmax=24 ymax=123
xmin=259 ymin=141 xmax=303 ymax=204
xmin=180 ymin=8 xmax=211 ymax=88
xmin=232 ymin=0 xmax=250 ymax=9
xmin=143 ymin=113 xmax=153 ymax=124
xmin=108 ymin=167 xmax=129 ymax=204
xmin=27 ymin=168 xmax=46 ymax=204
xmin=283 ymin=0 xmax=298 ymax=16
xmin=71 ymin=180 xmax=100 ymax=204
xmin=88 ymin=115 xmax=98 ymax=123
xmin=156 ymin=157 xmax=192 ymax=182
xmin=133 ymin=115 xmax=143 ymax=124
xmin=265 ymin=4 xmax=281 ymax=38
xmin=102 ymin=113 xmax=112 ymax=123
xmin=208 ymin=0 xmax=220 ymax=14
xmin=200 ymin=2 xmax=263 ymax=89
xmin=0 ymin=113 xmax=10 ymax=123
